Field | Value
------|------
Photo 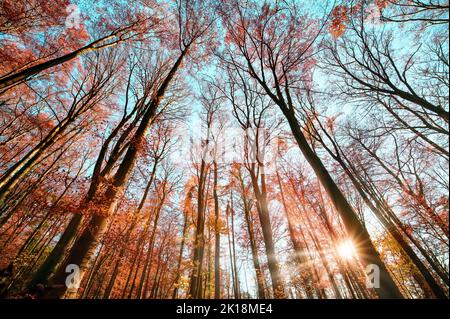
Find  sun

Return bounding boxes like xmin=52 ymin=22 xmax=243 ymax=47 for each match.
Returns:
xmin=337 ymin=240 xmax=356 ymax=260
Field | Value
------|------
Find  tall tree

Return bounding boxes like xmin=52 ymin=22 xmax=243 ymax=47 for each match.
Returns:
xmin=218 ymin=0 xmax=403 ymax=298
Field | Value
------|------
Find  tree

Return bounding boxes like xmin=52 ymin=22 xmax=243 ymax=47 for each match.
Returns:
xmin=0 ymin=49 xmax=122 ymax=204
xmin=218 ymin=0 xmax=403 ymax=298
xmin=0 ymin=1 xmax=156 ymax=94
xmin=0 ymin=0 xmax=447 ymax=300
xmin=217 ymin=67 xmax=287 ymax=298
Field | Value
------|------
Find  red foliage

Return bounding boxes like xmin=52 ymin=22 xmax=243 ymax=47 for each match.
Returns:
xmin=329 ymin=5 xmax=349 ymax=38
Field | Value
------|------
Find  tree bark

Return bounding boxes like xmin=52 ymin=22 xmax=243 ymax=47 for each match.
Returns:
xmin=281 ymin=108 xmax=403 ymax=299
xmin=213 ymin=162 xmax=221 ymax=299
xmin=42 ymin=49 xmax=188 ymax=298
xmin=0 ymin=26 xmax=135 ymax=93
xmin=248 ymin=165 xmax=286 ymax=298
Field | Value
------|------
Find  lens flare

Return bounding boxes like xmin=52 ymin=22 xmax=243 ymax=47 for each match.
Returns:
xmin=337 ymin=240 xmax=356 ymax=260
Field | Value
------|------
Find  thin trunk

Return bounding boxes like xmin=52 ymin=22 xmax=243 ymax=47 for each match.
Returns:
xmin=213 ymin=162 xmax=221 ymax=299
xmin=189 ymin=158 xmax=209 ymax=298
xmin=43 ymin=49 xmax=188 ymax=299
xmin=136 ymin=200 xmax=164 ymax=299
xmin=229 ymin=201 xmax=240 ymax=299
xmin=248 ymin=165 xmax=286 ymax=298
xmin=103 ymin=160 xmax=158 ymax=298
xmin=172 ymin=209 xmax=188 ymax=299
xmin=281 ymin=109 xmax=403 ymax=299
xmin=0 ymin=28 xmax=132 ymax=93
xmin=238 ymin=172 xmax=266 ymax=299
xmin=226 ymin=204 xmax=237 ymax=298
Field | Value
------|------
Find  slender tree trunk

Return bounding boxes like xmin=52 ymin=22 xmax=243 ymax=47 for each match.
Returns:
xmin=0 ymin=29 xmax=131 ymax=93
xmin=136 ymin=200 xmax=164 ymax=299
xmin=206 ymin=227 xmax=213 ymax=299
xmin=249 ymin=165 xmax=286 ymax=298
xmin=229 ymin=201 xmax=240 ymax=299
xmin=226 ymin=204 xmax=237 ymax=298
xmin=237 ymin=172 xmax=266 ymax=299
xmin=103 ymin=160 xmax=158 ymax=298
xmin=189 ymin=158 xmax=209 ymax=298
xmin=276 ymin=170 xmax=317 ymax=298
xmin=41 ymin=49 xmax=188 ymax=299
xmin=172 ymin=209 xmax=188 ymax=299
xmin=213 ymin=162 xmax=221 ymax=299
xmin=281 ymin=109 xmax=403 ymax=299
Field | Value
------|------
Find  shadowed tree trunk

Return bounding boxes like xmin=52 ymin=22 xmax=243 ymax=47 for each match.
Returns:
xmin=0 ymin=24 xmax=138 ymax=94
xmin=103 ymin=159 xmax=159 ymax=299
xmin=189 ymin=133 xmax=211 ymax=298
xmin=42 ymin=49 xmax=188 ymax=298
xmin=172 ymin=204 xmax=189 ymax=299
xmin=213 ymin=162 xmax=221 ymax=299
xmin=280 ymin=108 xmax=403 ymax=299
xmin=237 ymin=171 xmax=266 ymax=299
xmin=248 ymin=164 xmax=286 ymax=298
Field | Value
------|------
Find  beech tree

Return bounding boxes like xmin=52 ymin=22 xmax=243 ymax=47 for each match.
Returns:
xmin=0 ymin=0 xmax=157 ymax=94
xmin=0 ymin=49 xmax=122 ymax=203
xmin=218 ymin=0 xmax=403 ymax=298
xmin=0 ymin=0 xmax=447 ymax=300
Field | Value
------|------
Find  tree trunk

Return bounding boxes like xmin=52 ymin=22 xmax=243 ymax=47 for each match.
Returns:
xmin=248 ymin=165 xmax=286 ymax=298
xmin=237 ymin=171 xmax=266 ymax=299
xmin=276 ymin=169 xmax=318 ymax=298
xmin=103 ymin=160 xmax=158 ymax=298
xmin=281 ymin=109 xmax=403 ymax=299
xmin=213 ymin=162 xmax=221 ymax=299
xmin=189 ymin=158 xmax=209 ymax=298
xmin=0 ymin=28 xmax=132 ymax=93
xmin=172 ymin=209 xmax=188 ymax=299
xmin=229 ymin=201 xmax=240 ymax=299
xmin=42 ymin=49 xmax=188 ymax=298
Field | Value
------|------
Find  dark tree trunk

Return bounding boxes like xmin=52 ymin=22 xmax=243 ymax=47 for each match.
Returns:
xmin=249 ymin=165 xmax=286 ymax=298
xmin=281 ymin=109 xmax=403 ymax=299
xmin=213 ymin=162 xmax=221 ymax=299
xmin=41 ymin=49 xmax=188 ymax=298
